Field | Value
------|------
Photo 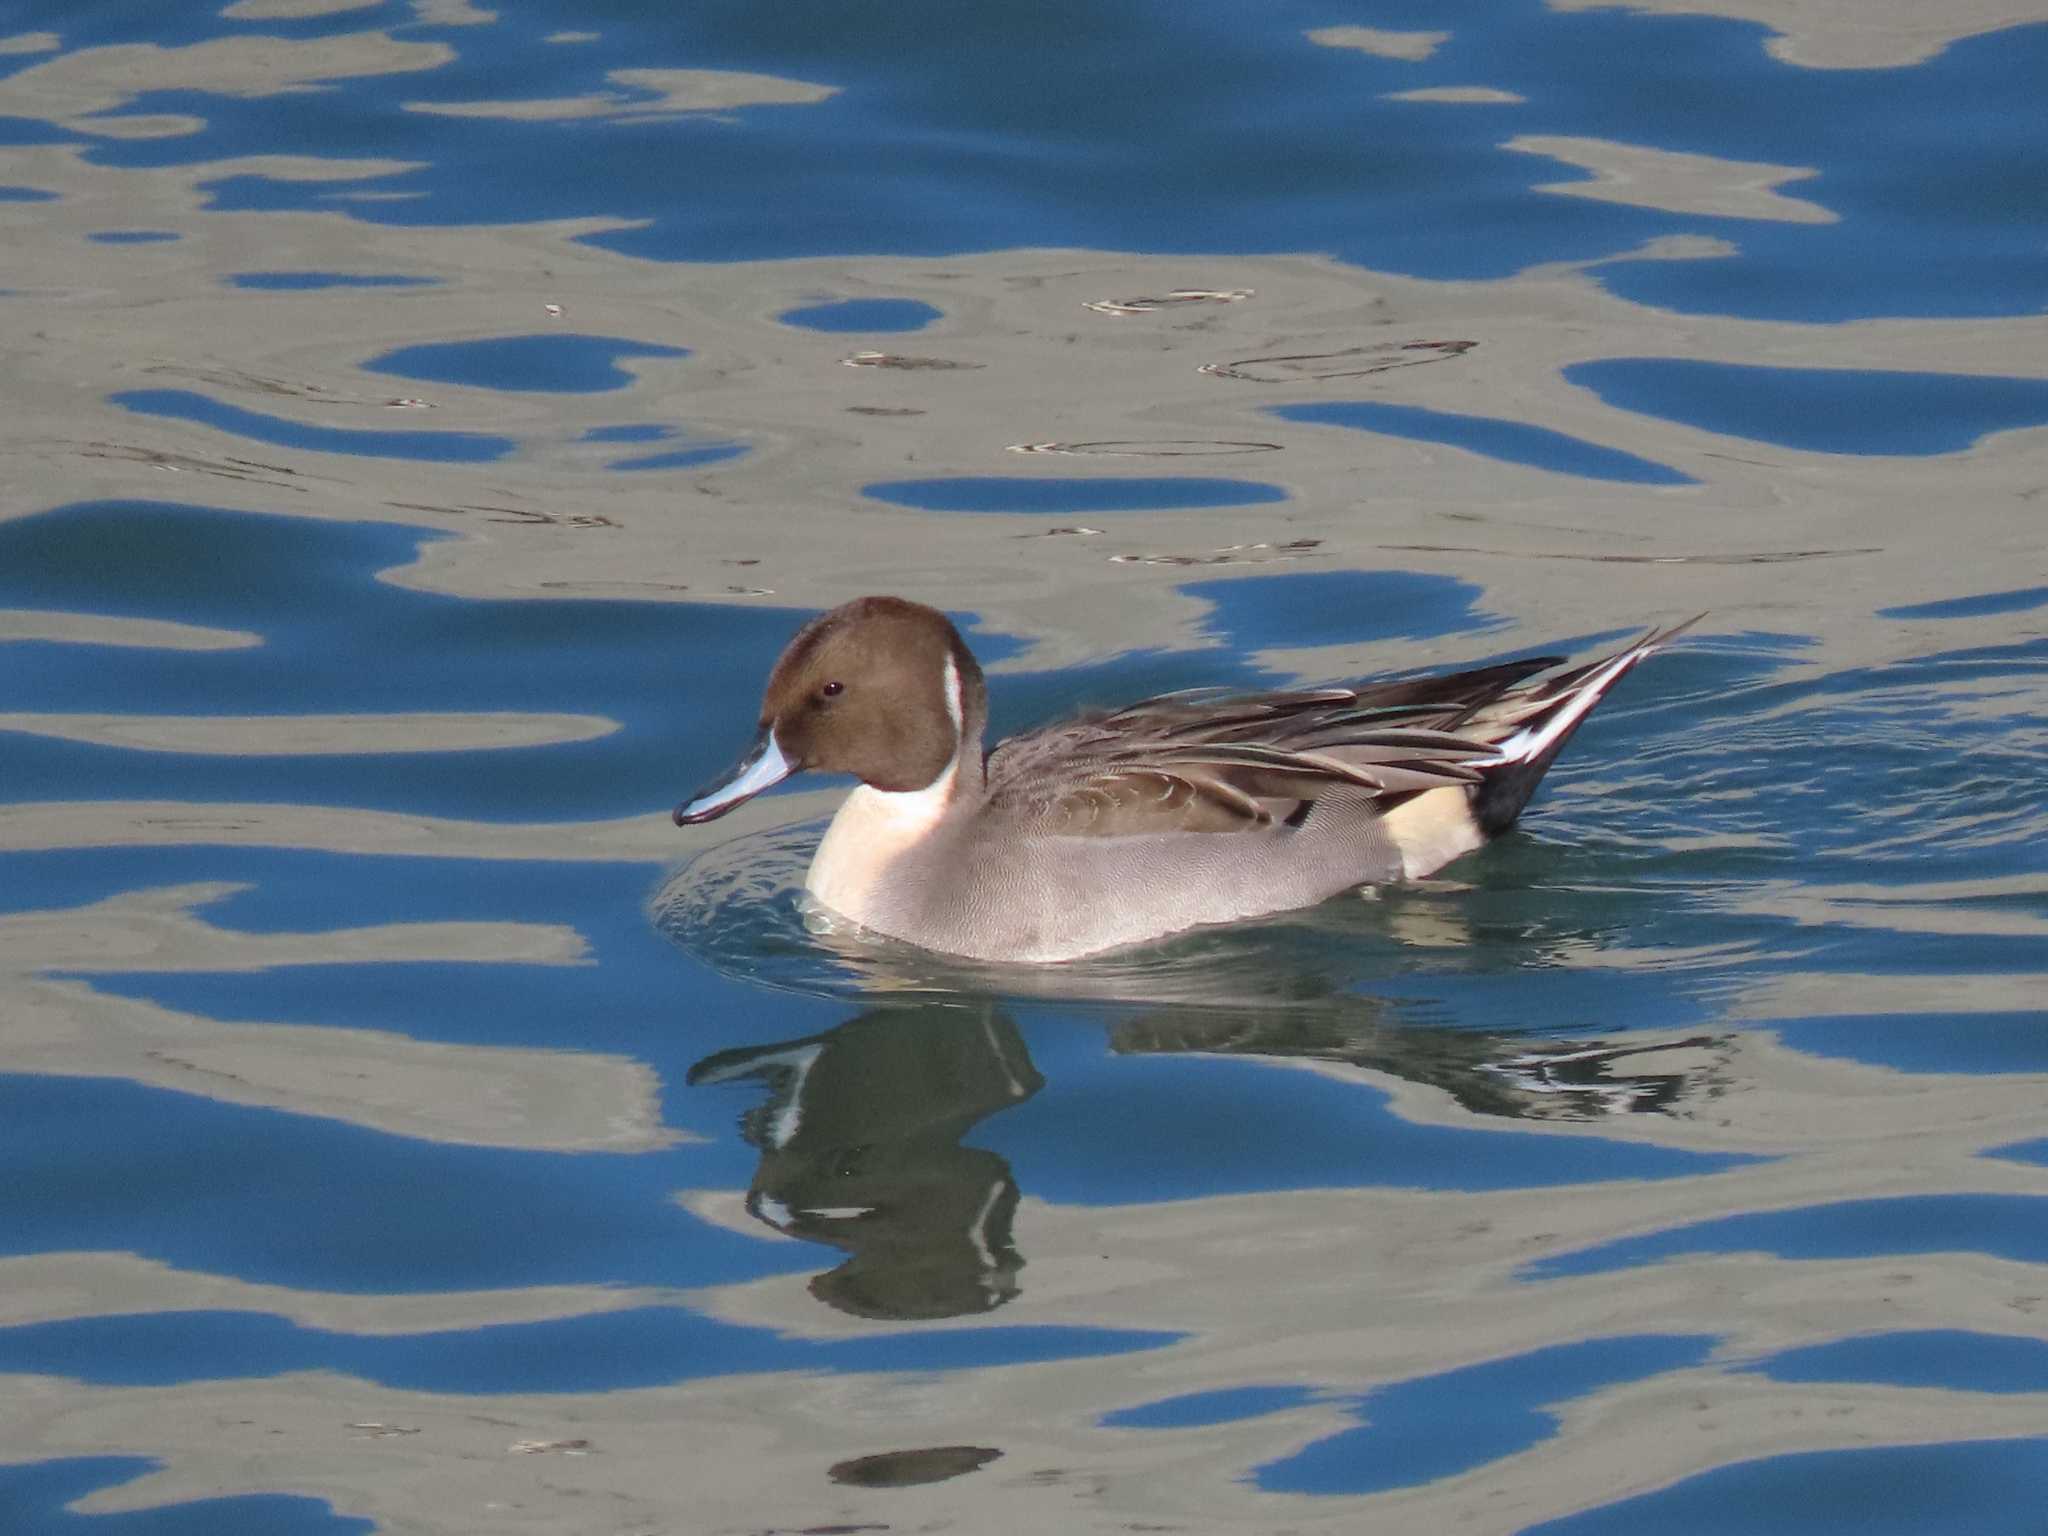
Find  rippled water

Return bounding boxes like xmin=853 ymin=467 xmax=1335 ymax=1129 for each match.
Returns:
xmin=2 ymin=1 xmax=2045 ymax=1532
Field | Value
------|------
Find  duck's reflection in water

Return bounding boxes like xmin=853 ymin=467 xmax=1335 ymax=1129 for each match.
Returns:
xmin=688 ymin=1007 xmax=1042 ymax=1320
xmin=692 ymin=996 xmax=1727 ymax=1321
xmin=1110 ymin=1006 xmax=1721 ymax=1123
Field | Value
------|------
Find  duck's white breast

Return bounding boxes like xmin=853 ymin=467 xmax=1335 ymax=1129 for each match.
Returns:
xmin=805 ymin=762 xmax=959 ymax=922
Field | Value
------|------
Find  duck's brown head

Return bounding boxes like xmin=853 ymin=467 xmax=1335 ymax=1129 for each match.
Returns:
xmin=674 ymin=596 xmax=987 ymax=825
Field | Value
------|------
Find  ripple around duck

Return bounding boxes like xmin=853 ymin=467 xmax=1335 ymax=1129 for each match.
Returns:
xmin=658 ymin=818 xmax=1480 ymax=1012
xmin=649 ymin=818 xmax=1755 ymax=1072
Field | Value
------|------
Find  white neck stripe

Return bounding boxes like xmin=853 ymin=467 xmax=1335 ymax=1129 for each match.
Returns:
xmin=942 ymin=653 xmax=964 ymax=738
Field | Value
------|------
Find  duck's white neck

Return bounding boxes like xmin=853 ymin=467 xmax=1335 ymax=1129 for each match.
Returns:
xmin=941 ymin=653 xmax=964 ymax=735
xmin=805 ymin=654 xmax=971 ymax=921
xmin=805 ymin=760 xmax=962 ymax=920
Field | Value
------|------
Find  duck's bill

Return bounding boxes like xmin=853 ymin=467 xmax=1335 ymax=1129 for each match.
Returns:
xmin=674 ymin=728 xmax=794 ymax=825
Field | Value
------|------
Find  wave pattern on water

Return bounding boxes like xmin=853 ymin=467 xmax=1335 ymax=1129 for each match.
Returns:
xmin=1 ymin=0 xmax=2045 ymax=1530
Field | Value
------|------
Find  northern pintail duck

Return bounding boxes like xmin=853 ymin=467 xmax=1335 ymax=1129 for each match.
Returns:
xmin=676 ymin=597 xmax=1696 ymax=963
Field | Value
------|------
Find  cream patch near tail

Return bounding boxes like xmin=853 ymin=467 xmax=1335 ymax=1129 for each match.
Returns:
xmin=1379 ymin=785 xmax=1485 ymax=878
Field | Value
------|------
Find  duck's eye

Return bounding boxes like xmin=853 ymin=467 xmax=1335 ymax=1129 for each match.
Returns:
xmin=819 ymin=680 xmax=844 ymax=700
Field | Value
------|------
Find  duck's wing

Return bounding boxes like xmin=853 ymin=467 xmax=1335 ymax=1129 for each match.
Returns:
xmin=985 ymin=656 xmax=1560 ymax=838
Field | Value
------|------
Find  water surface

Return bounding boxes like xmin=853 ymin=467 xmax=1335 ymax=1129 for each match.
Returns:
xmin=1 ymin=1 xmax=2043 ymax=1532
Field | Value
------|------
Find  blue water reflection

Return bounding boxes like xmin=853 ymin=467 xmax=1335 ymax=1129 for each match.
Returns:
xmin=0 ymin=501 xmax=795 ymax=818
xmin=1525 ymin=1196 xmax=2048 ymax=1280
xmin=570 ymin=422 xmax=751 ymax=468
xmin=11 ymin=1 xmax=2043 ymax=320
xmin=1769 ymin=1013 xmax=2048 ymax=1076
xmin=365 ymin=334 xmax=689 ymax=393
xmin=581 ymin=423 xmax=672 ymax=443
xmin=1882 ymin=585 xmax=2048 ymax=621
xmin=1255 ymin=1336 xmax=1719 ymax=1495
xmin=0 ymin=1306 xmax=1176 ymax=1394
xmin=974 ymin=1052 xmax=1760 ymax=1202
xmin=1187 ymin=568 xmax=1506 ymax=649
xmin=0 ymin=1458 xmax=371 ymax=1536
xmin=1744 ymin=1330 xmax=2048 ymax=1395
xmin=862 ymin=477 xmax=1289 ymax=512
xmin=228 ymin=272 xmax=435 ymax=291
xmin=1274 ymin=402 xmax=1695 ymax=485
xmin=609 ymin=442 xmax=749 ymax=471
xmin=1566 ymin=361 xmax=2048 ymax=455
xmin=778 ymin=298 xmax=941 ymax=332
xmin=109 ymin=392 xmax=516 ymax=464
xmin=0 ymin=846 xmax=629 ymax=930
xmin=4 ymin=0 xmax=2047 ymax=1521
xmin=1103 ymin=1384 xmax=1318 ymax=1429
xmin=1106 ymin=1338 xmax=1722 ymax=1495
xmin=0 ymin=1073 xmax=796 ymax=1294
xmin=1521 ymin=1439 xmax=2048 ymax=1536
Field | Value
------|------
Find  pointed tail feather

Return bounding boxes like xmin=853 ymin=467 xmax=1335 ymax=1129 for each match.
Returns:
xmin=1469 ymin=615 xmax=1703 ymax=836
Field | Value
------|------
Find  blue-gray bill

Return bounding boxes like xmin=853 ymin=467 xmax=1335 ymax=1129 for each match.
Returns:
xmin=675 ymin=727 xmax=794 ymax=825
